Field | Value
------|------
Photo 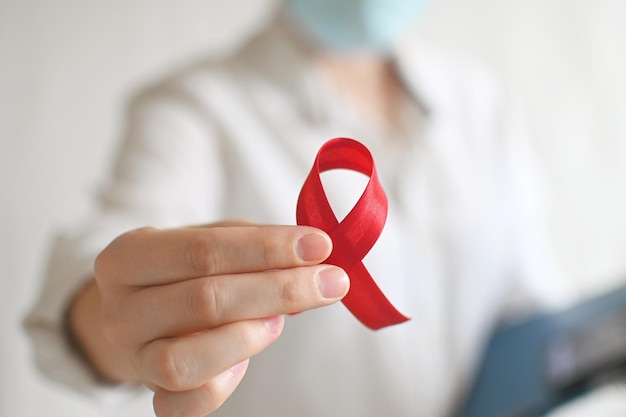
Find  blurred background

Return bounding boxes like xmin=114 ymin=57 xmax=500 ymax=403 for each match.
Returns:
xmin=1 ymin=0 xmax=626 ymax=416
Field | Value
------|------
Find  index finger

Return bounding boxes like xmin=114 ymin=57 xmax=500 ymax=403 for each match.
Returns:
xmin=94 ymin=225 xmax=332 ymax=287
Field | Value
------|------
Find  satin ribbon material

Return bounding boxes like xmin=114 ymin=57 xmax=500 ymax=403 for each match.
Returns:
xmin=297 ymin=138 xmax=410 ymax=330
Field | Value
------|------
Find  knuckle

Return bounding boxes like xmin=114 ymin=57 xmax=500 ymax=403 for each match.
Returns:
xmin=184 ymin=231 xmax=223 ymax=276
xmin=233 ymin=323 xmax=259 ymax=349
xmin=94 ymin=227 xmax=156 ymax=281
xmin=188 ymin=279 xmax=224 ymax=326
xmin=278 ymin=273 xmax=307 ymax=307
xmin=150 ymin=341 xmax=190 ymax=392
xmin=260 ymin=237 xmax=282 ymax=266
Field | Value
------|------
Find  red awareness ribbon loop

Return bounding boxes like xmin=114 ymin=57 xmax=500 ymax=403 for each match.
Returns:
xmin=296 ymin=137 xmax=410 ymax=330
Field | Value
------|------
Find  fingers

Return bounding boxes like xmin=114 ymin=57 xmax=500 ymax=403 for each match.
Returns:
xmin=120 ymin=265 xmax=349 ymax=342
xmin=138 ymin=317 xmax=283 ymax=393
xmin=152 ymin=360 xmax=249 ymax=417
xmin=92 ymin=222 xmax=341 ymax=417
xmin=95 ymin=225 xmax=332 ymax=287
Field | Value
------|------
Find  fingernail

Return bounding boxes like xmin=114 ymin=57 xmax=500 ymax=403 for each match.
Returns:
xmin=296 ymin=232 xmax=331 ymax=262
xmin=316 ymin=266 xmax=349 ymax=299
xmin=264 ymin=315 xmax=284 ymax=334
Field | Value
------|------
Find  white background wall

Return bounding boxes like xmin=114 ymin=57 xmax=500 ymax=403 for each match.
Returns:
xmin=1 ymin=1 xmax=626 ymax=416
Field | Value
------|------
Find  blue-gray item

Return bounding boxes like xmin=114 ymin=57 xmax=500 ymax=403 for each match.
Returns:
xmin=457 ymin=284 xmax=626 ymax=417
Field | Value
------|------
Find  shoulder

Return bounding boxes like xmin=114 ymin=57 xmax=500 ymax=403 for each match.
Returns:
xmin=125 ymin=56 xmax=242 ymax=116
xmin=126 ymin=21 xmax=302 ymax=115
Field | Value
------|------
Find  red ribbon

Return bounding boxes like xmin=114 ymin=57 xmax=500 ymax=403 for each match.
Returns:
xmin=297 ymin=138 xmax=410 ymax=330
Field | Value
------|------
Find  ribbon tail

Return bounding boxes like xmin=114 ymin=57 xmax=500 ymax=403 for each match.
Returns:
xmin=342 ymin=262 xmax=410 ymax=330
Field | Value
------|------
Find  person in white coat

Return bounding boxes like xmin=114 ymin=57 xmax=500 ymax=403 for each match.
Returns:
xmin=24 ymin=0 xmax=569 ymax=416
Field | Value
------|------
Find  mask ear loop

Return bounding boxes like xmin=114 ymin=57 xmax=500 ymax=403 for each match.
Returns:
xmin=297 ymin=137 xmax=410 ymax=330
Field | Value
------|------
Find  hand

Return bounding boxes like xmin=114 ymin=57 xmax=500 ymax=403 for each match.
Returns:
xmin=69 ymin=222 xmax=349 ymax=417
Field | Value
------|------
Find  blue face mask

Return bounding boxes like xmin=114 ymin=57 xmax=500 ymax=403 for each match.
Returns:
xmin=287 ymin=0 xmax=428 ymax=52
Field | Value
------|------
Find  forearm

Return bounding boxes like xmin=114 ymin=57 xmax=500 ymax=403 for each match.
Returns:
xmin=68 ymin=279 xmax=138 ymax=384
